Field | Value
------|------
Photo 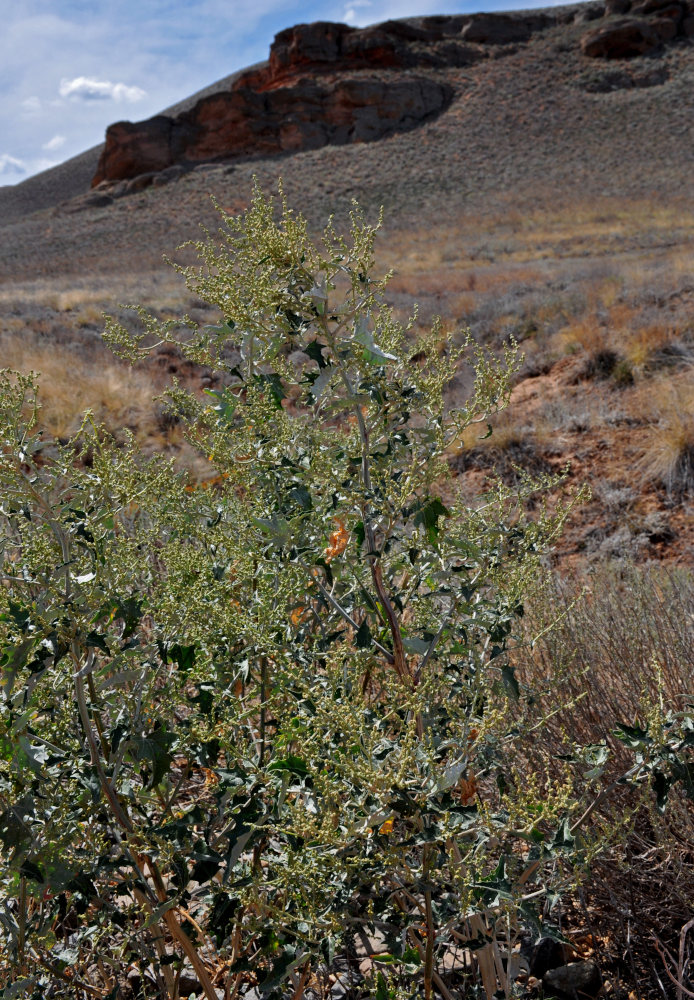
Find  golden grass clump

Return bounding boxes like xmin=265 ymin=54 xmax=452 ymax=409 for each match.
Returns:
xmin=554 ymin=313 xmax=609 ymax=358
xmin=636 ymin=376 xmax=694 ymax=495
xmin=447 ymin=407 xmax=530 ymax=457
xmin=623 ymin=321 xmax=678 ymax=368
xmin=0 ymin=333 xmax=161 ymax=444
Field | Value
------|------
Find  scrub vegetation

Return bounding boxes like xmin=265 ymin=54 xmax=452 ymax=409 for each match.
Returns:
xmin=0 ymin=190 xmax=692 ymax=1000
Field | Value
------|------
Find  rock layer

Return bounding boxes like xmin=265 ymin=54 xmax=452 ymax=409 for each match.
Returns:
xmin=580 ymin=0 xmax=694 ymax=55
xmin=92 ymin=15 xmax=548 ymax=187
xmin=91 ymin=3 xmax=694 ymax=189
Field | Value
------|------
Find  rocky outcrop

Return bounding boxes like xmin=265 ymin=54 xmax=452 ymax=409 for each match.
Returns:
xmin=91 ymin=14 xmax=555 ymax=187
xmin=580 ymin=0 xmax=694 ymax=56
xmin=90 ymin=1 xmax=694 ymax=189
xmin=460 ymin=12 xmax=552 ymax=43
xmin=581 ymin=17 xmax=660 ymax=55
xmin=92 ymin=74 xmax=452 ymax=186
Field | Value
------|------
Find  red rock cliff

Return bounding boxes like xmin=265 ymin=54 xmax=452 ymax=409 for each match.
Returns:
xmin=91 ymin=17 xmax=493 ymax=186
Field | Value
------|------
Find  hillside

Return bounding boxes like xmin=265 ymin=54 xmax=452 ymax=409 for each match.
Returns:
xmin=3 ymin=1 xmax=694 ymax=258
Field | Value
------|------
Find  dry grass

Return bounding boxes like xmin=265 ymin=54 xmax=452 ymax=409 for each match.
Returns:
xmin=377 ymin=196 xmax=694 ymax=404
xmin=554 ymin=313 xmax=611 ymax=359
xmin=623 ymin=320 xmax=674 ymax=367
xmin=635 ymin=376 xmax=694 ymax=496
xmin=0 ymin=271 xmax=187 ymax=311
xmin=0 ymin=192 xmax=692 ymax=519
xmin=639 ymin=380 xmax=694 ymax=496
xmin=514 ymin=563 xmax=694 ymax=998
xmin=0 ymin=268 xmax=221 ymax=466
xmin=1 ymin=332 xmax=164 ymax=443
xmin=1 ymin=329 xmax=212 ymax=480
xmin=384 ymin=196 xmax=694 ymax=274
xmin=518 ymin=563 xmax=694 ymax=743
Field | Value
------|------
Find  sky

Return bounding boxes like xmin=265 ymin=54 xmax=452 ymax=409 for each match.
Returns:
xmin=1 ymin=0 xmax=573 ymax=186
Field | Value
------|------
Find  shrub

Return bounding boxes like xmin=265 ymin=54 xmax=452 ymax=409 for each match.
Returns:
xmin=0 ymin=187 xmax=687 ymax=1000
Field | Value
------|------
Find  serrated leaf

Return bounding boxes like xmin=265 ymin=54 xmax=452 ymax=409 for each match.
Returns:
xmin=304 ymin=340 xmax=328 ymax=368
xmin=258 ymin=948 xmax=305 ymax=996
xmin=551 ymin=816 xmax=575 ymax=850
xmin=355 ymin=619 xmax=372 ymax=649
xmin=142 ymin=897 xmax=177 ymax=930
xmin=208 ymin=892 xmax=238 ymax=946
xmin=0 ymin=977 xmax=39 ymax=999
xmin=413 ymin=497 xmax=449 ymax=544
xmin=1 ymin=638 xmax=34 ymax=697
xmin=267 ymin=755 xmax=309 ymax=777
xmin=402 ymin=636 xmax=429 ymax=654
xmin=127 ymin=727 xmax=176 ymax=787
xmin=17 ymin=736 xmax=50 ymax=776
xmin=109 ymin=597 xmax=142 ymax=639
xmin=251 ymin=514 xmax=291 ymax=547
xmin=438 ymin=757 xmax=466 ymax=791
xmin=652 ymin=769 xmax=672 ymax=812
xmin=203 ymin=320 xmax=236 ymax=338
xmin=19 ymin=858 xmax=43 ymax=884
xmin=353 ymin=317 xmax=398 ymax=365
xmin=85 ymin=630 xmax=109 ymax=654
xmin=203 ymin=387 xmax=237 ymax=423
xmin=166 ymin=643 xmax=196 ymax=672
xmin=501 ymin=664 xmax=520 ymax=701
xmin=254 ymin=373 xmax=286 ymax=409
xmin=308 ymin=366 xmax=335 ymax=401
xmin=0 ymin=796 xmax=34 ymax=852
xmin=191 ymin=851 xmax=224 ymax=885
xmin=287 ymin=485 xmax=312 ymax=511
xmin=613 ymin=722 xmax=651 ymax=748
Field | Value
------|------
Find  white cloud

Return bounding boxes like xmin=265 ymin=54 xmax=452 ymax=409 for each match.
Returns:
xmin=43 ymin=134 xmax=66 ymax=151
xmin=0 ymin=154 xmax=27 ymax=177
xmin=21 ymin=96 xmax=41 ymax=112
xmin=58 ymin=76 xmax=147 ymax=103
xmin=344 ymin=0 xmax=372 ymax=22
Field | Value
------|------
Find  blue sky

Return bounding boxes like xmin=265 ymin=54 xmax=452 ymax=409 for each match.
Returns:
xmin=1 ymin=0 xmax=572 ymax=185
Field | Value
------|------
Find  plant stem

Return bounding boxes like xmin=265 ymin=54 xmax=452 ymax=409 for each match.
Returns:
xmin=132 ymin=884 xmax=177 ymax=998
xmin=322 ymin=319 xmax=410 ymax=683
xmin=29 ymin=950 xmax=105 ymax=998
xmin=309 ymin=568 xmax=394 ymax=662
xmin=291 ymin=959 xmax=311 ymax=1000
xmin=146 ymin=859 xmax=219 ymax=1000
xmin=18 ymin=875 xmax=26 ymax=970
xmin=259 ymin=655 xmax=267 ymax=767
xmin=423 ymin=847 xmax=435 ymax=1000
